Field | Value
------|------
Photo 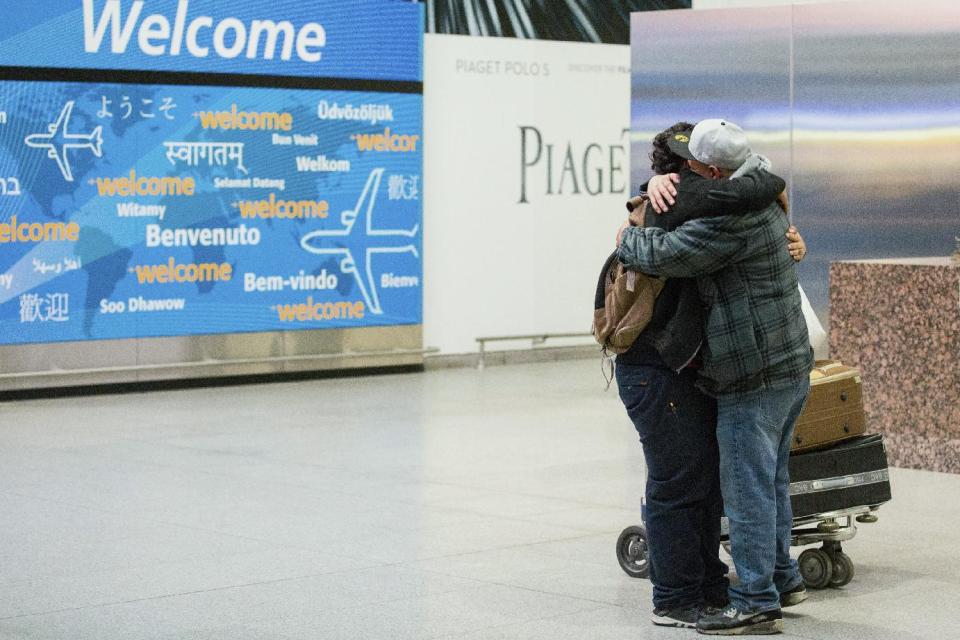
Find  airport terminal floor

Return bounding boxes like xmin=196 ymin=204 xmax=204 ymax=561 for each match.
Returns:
xmin=1 ymin=359 xmax=958 ymax=639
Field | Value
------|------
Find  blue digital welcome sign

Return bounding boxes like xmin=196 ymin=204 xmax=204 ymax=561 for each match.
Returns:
xmin=0 ymin=0 xmax=422 ymax=81
xmin=0 ymin=1 xmax=423 ymax=346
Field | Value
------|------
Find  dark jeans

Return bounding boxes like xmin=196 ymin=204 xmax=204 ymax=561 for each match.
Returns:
xmin=616 ymin=362 xmax=728 ymax=609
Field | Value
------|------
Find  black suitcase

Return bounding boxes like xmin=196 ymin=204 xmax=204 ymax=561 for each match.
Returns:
xmin=788 ymin=434 xmax=892 ymax=520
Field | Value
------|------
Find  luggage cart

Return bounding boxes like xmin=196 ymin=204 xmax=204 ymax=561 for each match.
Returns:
xmin=616 ymin=501 xmax=882 ymax=589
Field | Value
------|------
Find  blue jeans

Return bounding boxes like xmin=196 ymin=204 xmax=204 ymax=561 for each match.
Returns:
xmin=617 ymin=362 xmax=728 ymax=609
xmin=716 ymin=380 xmax=810 ymax=613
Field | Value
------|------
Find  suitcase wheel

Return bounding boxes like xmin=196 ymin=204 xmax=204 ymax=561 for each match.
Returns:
xmin=799 ymin=548 xmax=833 ymax=589
xmin=616 ymin=525 xmax=649 ymax=579
xmin=828 ymin=551 xmax=855 ymax=588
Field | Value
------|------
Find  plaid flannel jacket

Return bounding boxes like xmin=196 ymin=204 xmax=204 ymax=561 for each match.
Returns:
xmin=617 ymin=199 xmax=813 ymax=396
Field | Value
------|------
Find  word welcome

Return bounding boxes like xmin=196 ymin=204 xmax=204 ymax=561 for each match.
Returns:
xmin=275 ymin=297 xmax=365 ymax=322
xmin=133 ymin=258 xmax=233 ymax=284
xmin=83 ymin=0 xmax=326 ymax=62
xmin=235 ymin=194 xmax=329 ymax=220
xmin=94 ymin=171 xmax=196 ymax=197
xmin=0 ymin=218 xmax=79 ymax=243
xmin=196 ymin=105 xmax=293 ymax=132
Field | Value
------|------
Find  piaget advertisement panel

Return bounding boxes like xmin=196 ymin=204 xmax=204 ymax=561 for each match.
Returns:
xmin=0 ymin=0 xmax=423 ymax=348
xmin=423 ymin=35 xmax=630 ymax=355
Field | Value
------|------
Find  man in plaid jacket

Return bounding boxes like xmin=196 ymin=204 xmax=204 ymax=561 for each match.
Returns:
xmin=617 ymin=120 xmax=814 ymax=636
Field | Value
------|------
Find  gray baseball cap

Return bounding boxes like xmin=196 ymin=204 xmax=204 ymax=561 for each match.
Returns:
xmin=688 ymin=119 xmax=751 ymax=170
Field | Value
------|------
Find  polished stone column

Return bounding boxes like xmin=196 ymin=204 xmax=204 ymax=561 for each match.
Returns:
xmin=830 ymin=258 xmax=960 ymax=473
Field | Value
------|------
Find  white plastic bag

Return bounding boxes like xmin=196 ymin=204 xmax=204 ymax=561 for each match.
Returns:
xmin=798 ymin=285 xmax=828 ymax=359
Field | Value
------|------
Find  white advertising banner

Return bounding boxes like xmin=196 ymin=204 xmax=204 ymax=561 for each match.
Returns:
xmin=424 ymin=34 xmax=632 ymax=355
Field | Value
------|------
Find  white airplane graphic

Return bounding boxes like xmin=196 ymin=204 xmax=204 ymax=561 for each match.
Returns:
xmin=25 ymin=101 xmax=103 ymax=182
xmin=300 ymin=168 xmax=420 ymax=315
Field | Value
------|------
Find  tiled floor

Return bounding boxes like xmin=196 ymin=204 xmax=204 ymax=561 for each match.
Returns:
xmin=0 ymin=360 xmax=957 ymax=639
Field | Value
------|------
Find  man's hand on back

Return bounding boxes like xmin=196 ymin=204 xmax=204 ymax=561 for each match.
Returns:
xmin=787 ymin=226 xmax=806 ymax=262
xmin=647 ymin=173 xmax=680 ymax=214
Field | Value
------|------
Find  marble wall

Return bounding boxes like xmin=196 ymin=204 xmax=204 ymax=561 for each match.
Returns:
xmin=830 ymin=258 xmax=960 ymax=473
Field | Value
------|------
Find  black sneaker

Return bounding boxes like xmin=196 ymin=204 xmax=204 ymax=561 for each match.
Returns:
xmin=700 ymin=604 xmax=727 ymax=618
xmin=704 ymin=597 xmax=731 ymax=610
xmin=696 ymin=604 xmax=783 ymax=635
xmin=779 ymin=582 xmax=808 ymax=608
xmin=651 ymin=605 xmax=699 ymax=628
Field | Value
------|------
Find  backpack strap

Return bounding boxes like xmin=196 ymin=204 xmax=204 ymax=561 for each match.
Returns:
xmin=594 ymin=250 xmax=619 ymax=311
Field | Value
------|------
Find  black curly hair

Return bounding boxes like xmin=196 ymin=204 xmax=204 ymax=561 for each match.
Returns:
xmin=649 ymin=121 xmax=694 ymax=175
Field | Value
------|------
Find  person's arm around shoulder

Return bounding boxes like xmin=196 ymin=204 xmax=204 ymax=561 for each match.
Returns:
xmin=705 ymin=170 xmax=787 ymax=215
xmin=617 ymin=215 xmax=745 ymax=279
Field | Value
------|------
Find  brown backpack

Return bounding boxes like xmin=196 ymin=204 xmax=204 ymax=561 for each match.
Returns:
xmin=591 ymin=198 xmax=666 ymax=355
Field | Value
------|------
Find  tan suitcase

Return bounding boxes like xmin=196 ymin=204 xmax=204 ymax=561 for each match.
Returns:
xmin=791 ymin=361 xmax=867 ymax=453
